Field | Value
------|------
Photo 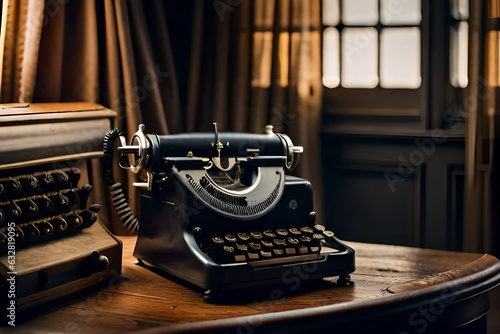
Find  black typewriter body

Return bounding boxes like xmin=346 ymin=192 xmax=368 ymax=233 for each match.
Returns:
xmin=109 ymin=123 xmax=355 ymax=301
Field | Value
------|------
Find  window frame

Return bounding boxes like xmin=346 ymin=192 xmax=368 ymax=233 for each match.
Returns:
xmin=321 ymin=0 xmax=466 ymax=134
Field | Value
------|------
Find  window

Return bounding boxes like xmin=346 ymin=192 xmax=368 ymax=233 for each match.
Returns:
xmin=323 ymin=0 xmax=422 ymax=89
xmin=321 ymin=0 xmax=468 ymax=133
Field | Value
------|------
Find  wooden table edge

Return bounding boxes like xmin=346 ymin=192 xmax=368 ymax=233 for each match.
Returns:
xmin=127 ymin=252 xmax=500 ymax=334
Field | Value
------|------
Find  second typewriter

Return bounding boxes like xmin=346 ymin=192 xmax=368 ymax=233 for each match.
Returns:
xmin=104 ymin=123 xmax=355 ymax=301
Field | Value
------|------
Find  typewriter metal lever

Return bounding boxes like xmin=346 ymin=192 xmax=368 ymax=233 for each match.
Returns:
xmin=117 ymin=123 xmax=305 ymax=192
xmin=211 ymin=122 xmax=237 ymax=172
xmin=117 ymin=124 xmax=152 ymax=189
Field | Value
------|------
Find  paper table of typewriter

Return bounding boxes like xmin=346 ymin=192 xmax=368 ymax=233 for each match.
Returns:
xmin=105 ymin=123 xmax=354 ymax=299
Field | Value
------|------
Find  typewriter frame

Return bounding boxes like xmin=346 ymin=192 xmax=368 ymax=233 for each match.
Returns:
xmin=113 ymin=124 xmax=355 ymax=302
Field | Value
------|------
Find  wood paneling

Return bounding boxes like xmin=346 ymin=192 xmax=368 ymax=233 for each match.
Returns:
xmin=321 ymin=134 xmax=465 ymax=250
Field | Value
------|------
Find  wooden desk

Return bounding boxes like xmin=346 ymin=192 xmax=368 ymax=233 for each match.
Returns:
xmin=5 ymin=237 xmax=500 ymax=334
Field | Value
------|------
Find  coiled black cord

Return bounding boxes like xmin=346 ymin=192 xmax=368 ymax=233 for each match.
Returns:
xmin=103 ymin=129 xmax=139 ymax=232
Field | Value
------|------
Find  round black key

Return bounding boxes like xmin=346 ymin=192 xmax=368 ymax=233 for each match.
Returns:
xmin=224 ymin=234 xmax=237 ymax=243
xmin=314 ymin=224 xmax=326 ymax=233
xmin=260 ymin=250 xmax=272 ymax=258
xmin=312 ymin=233 xmax=325 ymax=241
xmin=300 ymin=235 xmax=312 ymax=243
xmin=249 ymin=242 xmax=261 ymax=251
xmin=237 ymin=244 xmax=248 ymax=252
xmin=237 ymin=232 xmax=250 ymax=241
xmin=289 ymin=227 xmax=302 ymax=236
xmin=276 ymin=229 xmax=288 ymax=237
xmin=301 ymin=226 xmax=314 ymax=234
xmin=263 ymin=229 xmax=276 ymax=238
xmin=223 ymin=245 xmax=235 ymax=253
xmin=287 ymin=237 xmax=300 ymax=246
xmin=212 ymin=236 xmax=225 ymax=244
xmin=250 ymin=231 xmax=263 ymax=240
xmin=273 ymin=238 xmax=287 ymax=247
xmin=323 ymin=230 xmax=335 ymax=238
xmin=261 ymin=240 xmax=274 ymax=248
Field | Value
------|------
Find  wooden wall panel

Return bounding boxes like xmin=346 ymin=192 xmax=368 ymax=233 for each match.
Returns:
xmin=321 ymin=135 xmax=465 ymax=250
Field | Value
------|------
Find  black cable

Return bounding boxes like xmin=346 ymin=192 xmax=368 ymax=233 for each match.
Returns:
xmin=103 ymin=129 xmax=139 ymax=232
xmin=103 ymin=128 xmax=122 ymax=187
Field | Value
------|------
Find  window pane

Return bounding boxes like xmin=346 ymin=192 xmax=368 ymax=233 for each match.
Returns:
xmin=380 ymin=27 xmax=421 ymax=88
xmin=323 ymin=27 xmax=340 ymax=88
xmin=380 ymin=0 xmax=421 ymax=25
xmin=450 ymin=22 xmax=468 ymax=88
xmin=323 ymin=0 xmax=340 ymax=26
xmin=342 ymin=0 xmax=378 ymax=26
xmin=341 ymin=28 xmax=378 ymax=88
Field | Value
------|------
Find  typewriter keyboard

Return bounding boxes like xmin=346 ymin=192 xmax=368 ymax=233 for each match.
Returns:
xmin=199 ymin=225 xmax=339 ymax=267
xmin=0 ymin=167 xmax=100 ymax=250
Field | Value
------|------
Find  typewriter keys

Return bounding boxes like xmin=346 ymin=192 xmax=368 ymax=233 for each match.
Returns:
xmin=43 ymin=172 xmax=54 ymax=186
xmin=250 ymin=231 xmax=263 ymax=240
xmin=202 ymin=226 xmax=330 ymax=265
xmin=237 ymin=232 xmax=250 ymax=242
xmin=211 ymin=236 xmax=224 ymax=244
xmin=10 ymin=200 xmax=22 ymax=221
xmin=39 ymin=221 xmax=55 ymax=237
xmin=25 ymin=223 xmax=41 ymax=242
xmin=224 ymin=234 xmax=237 ymax=243
xmin=40 ymin=195 xmax=55 ymax=212
xmin=5 ymin=178 xmax=22 ymax=197
xmin=26 ymin=198 xmax=39 ymax=215
xmin=53 ymin=217 xmax=69 ymax=231
xmin=71 ymin=213 xmax=83 ymax=228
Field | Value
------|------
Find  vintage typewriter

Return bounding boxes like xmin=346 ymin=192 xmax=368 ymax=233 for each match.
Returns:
xmin=0 ymin=103 xmax=122 ymax=321
xmin=105 ymin=123 xmax=354 ymax=302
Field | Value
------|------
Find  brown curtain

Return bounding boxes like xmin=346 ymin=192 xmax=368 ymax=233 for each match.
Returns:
xmin=0 ymin=0 xmax=325 ymax=231
xmin=464 ymin=0 xmax=499 ymax=253
xmin=186 ymin=0 xmax=325 ymax=222
xmin=0 ymin=0 xmax=181 ymax=234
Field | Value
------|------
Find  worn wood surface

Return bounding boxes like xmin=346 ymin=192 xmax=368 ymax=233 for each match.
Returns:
xmin=4 ymin=237 xmax=500 ymax=333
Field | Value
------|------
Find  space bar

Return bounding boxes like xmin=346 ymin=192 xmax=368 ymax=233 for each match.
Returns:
xmin=249 ymin=254 xmax=321 ymax=268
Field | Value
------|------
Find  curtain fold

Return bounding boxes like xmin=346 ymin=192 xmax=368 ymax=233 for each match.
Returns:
xmin=187 ymin=0 xmax=325 ymax=223
xmin=0 ymin=0 xmax=324 ymax=232
xmin=0 ymin=0 xmax=45 ymax=102
xmin=0 ymin=0 xmax=181 ymax=234
xmin=464 ymin=0 xmax=497 ymax=253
